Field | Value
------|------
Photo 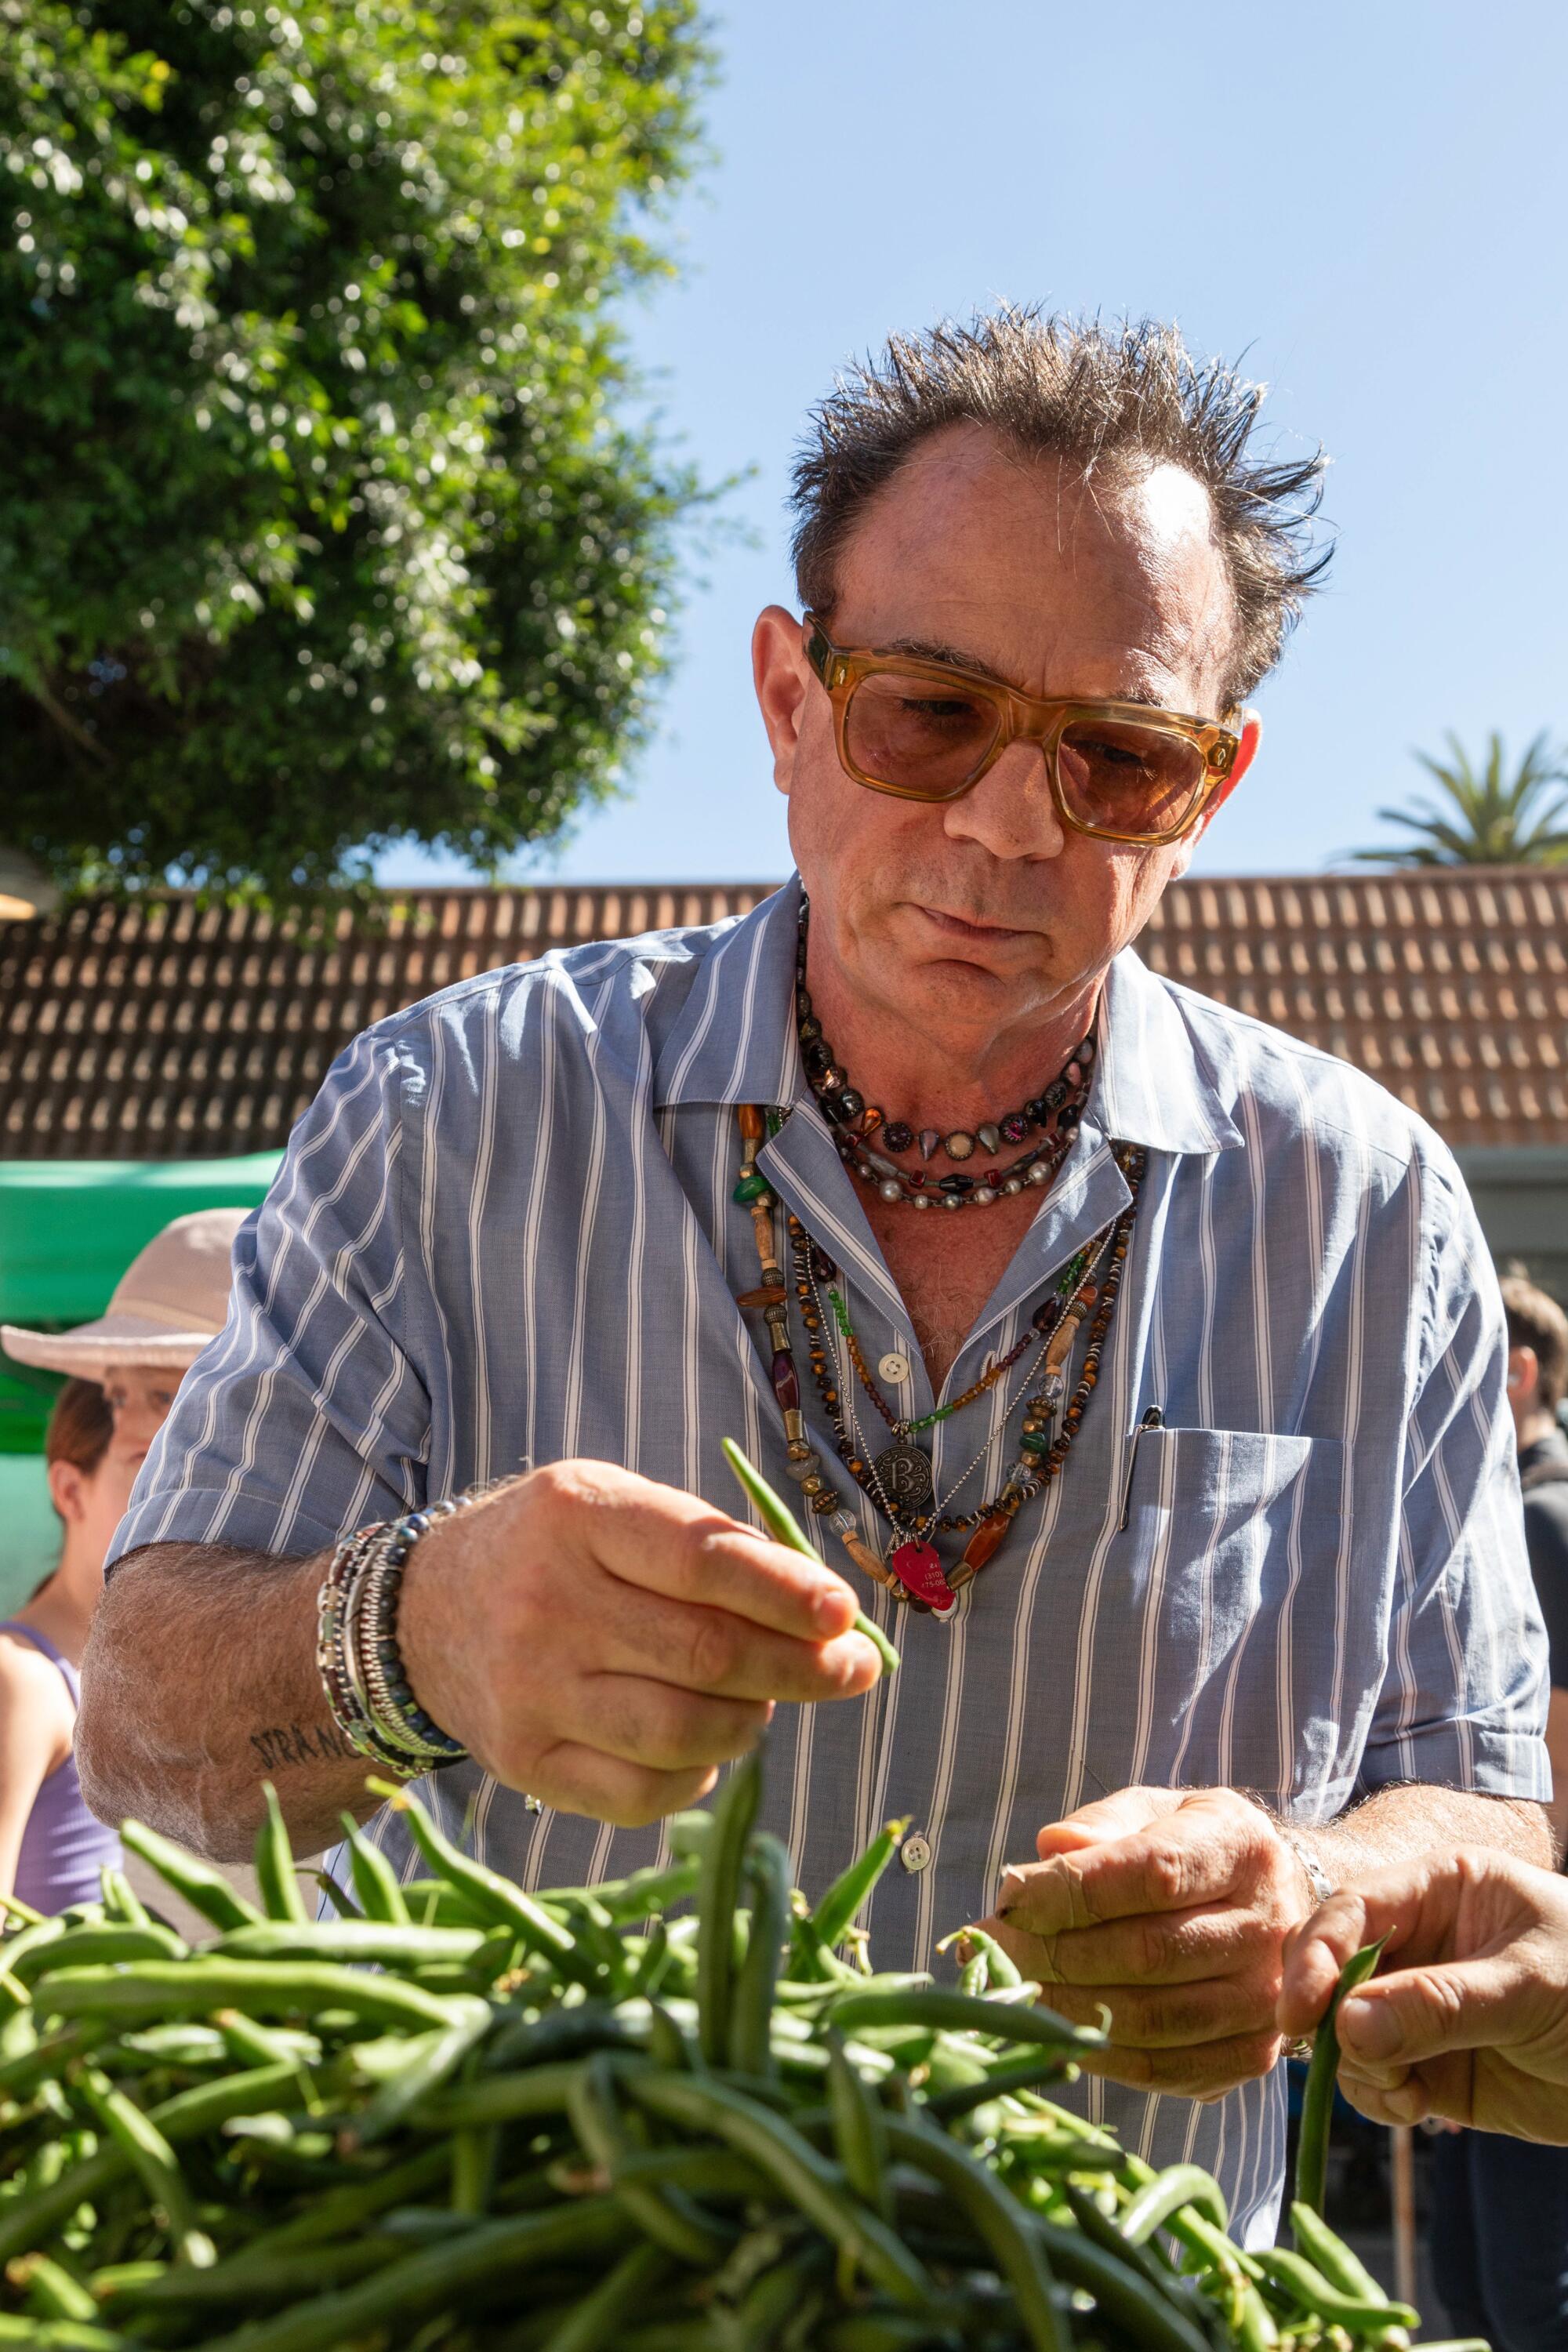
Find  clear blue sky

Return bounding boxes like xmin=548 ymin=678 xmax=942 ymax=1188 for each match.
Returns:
xmin=379 ymin=0 xmax=1566 ymax=889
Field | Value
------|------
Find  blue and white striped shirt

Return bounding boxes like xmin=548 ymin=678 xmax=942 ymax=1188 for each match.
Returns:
xmin=114 ymin=877 xmax=1548 ymax=2242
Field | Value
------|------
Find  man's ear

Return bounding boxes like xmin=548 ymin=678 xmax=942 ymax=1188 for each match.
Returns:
xmin=1166 ymin=709 xmax=1263 ymax=881
xmin=1509 ymin=1345 xmax=1541 ymax=1405
xmin=47 ymin=1459 xmax=88 ymax=1526
xmin=752 ymin=605 xmax=812 ymax=797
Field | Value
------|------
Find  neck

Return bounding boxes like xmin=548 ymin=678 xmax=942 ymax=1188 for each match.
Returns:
xmin=1520 ymin=1406 xmax=1560 ymax=1452
xmin=801 ymin=949 xmax=1102 ymax=1132
xmin=24 ymin=1546 xmax=100 ymax=1657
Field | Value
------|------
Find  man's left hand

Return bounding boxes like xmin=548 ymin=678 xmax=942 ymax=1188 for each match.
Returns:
xmin=984 ymin=1786 xmax=1310 ymax=2100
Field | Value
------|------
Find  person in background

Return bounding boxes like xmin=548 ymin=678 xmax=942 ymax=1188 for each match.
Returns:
xmin=0 ymin=1209 xmax=245 ymax=1911
xmin=0 ymin=1382 xmax=140 ymax=1907
xmin=1502 ymin=1273 xmax=1568 ymax=1852
xmin=1392 ymin=1272 xmax=1568 ymax=2350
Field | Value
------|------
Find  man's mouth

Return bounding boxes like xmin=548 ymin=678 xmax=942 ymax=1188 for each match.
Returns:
xmin=912 ymin=904 xmax=1035 ymax=945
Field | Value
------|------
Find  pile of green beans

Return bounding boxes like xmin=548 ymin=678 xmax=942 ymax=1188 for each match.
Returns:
xmin=0 ymin=1760 xmax=1457 ymax=2352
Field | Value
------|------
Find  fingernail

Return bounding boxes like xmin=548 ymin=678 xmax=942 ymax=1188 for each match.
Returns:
xmin=1338 ymin=1994 xmax=1399 ymax=2060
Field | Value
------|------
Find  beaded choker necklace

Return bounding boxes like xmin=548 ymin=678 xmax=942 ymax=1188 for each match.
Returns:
xmin=732 ymin=1098 xmax=1145 ymax=1615
xmin=794 ymin=896 xmax=1096 ymax=1210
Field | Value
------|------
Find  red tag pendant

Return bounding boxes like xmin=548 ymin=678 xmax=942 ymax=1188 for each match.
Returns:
xmin=889 ymin=1540 xmax=956 ymax=1614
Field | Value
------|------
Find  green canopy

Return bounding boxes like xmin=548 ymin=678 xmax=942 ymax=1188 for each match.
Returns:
xmin=0 ymin=1154 xmax=281 ymax=1456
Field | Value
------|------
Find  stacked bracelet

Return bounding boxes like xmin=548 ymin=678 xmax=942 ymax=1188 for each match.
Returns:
xmin=317 ymin=1499 xmax=472 ymax=1775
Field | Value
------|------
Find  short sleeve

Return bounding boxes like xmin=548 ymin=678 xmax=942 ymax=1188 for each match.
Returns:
xmin=1359 ymin=1152 xmax=1551 ymax=1800
xmin=108 ymin=1025 xmax=432 ymax=1570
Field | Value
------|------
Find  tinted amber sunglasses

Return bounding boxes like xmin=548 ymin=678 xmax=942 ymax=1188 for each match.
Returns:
xmin=803 ymin=615 xmax=1240 ymax=847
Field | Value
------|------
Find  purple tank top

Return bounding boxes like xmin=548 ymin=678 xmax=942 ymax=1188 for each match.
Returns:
xmin=1 ymin=1622 xmax=122 ymax=1916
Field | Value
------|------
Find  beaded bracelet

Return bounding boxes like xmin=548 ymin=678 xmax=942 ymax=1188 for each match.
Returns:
xmin=316 ymin=1499 xmax=471 ymax=1773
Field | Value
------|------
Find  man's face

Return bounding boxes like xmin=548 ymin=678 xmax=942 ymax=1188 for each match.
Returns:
xmin=100 ymin=1364 xmax=181 ymax=1455
xmin=753 ymin=426 xmax=1260 ymax=1045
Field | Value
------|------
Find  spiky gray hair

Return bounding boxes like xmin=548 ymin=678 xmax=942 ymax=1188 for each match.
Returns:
xmin=791 ymin=309 xmax=1331 ymax=706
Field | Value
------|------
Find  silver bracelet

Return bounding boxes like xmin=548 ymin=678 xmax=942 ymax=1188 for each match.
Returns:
xmin=1277 ymin=1820 xmax=1334 ymax=1908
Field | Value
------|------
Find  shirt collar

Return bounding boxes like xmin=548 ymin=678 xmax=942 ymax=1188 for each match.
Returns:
xmin=652 ymin=872 xmax=1244 ymax=1157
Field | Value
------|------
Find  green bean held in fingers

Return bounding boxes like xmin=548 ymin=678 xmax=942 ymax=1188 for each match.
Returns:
xmin=721 ymin=1437 xmax=901 ymax=1674
xmin=1293 ymin=1934 xmax=1388 ymax=2220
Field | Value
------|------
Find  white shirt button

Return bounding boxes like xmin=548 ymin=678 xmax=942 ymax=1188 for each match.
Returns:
xmin=899 ymin=1830 xmax=933 ymax=1874
xmin=878 ymin=1350 xmax=912 ymax=1385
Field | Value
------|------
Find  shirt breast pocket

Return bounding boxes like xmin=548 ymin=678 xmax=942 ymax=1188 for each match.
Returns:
xmin=1119 ymin=1426 xmax=1349 ymax=1791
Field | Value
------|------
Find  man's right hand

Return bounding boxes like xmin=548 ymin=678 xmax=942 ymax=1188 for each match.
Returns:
xmin=1277 ymin=1849 xmax=1568 ymax=2143
xmin=398 ymin=1458 xmax=882 ymax=1828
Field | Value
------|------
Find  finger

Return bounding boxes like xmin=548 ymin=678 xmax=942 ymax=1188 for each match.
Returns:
xmin=524 ymin=1740 xmax=718 ymax=1831
xmin=1034 ymin=1786 xmax=1180 ymax=1859
xmin=986 ymin=1969 xmax=1274 ymax=2050
xmin=1336 ymin=2068 xmax=1432 ymax=2129
xmin=538 ymin=1459 xmax=862 ymax=1640
xmin=1074 ymin=2028 xmax=1282 ymax=2100
xmin=1000 ymin=1809 xmax=1252 ymax=1939
xmin=1277 ymin=1857 xmax=1470 ymax=2036
xmin=587 ymin=1571 xmax=882 ymax=1704
xmin=566 ymin=1675 xmax=772 ymax=1773
xmin=1033 ymin=1900 xmax=1269 ymax=1988
xmin=1337 ymin=1956 xmax=1529 ymax=2068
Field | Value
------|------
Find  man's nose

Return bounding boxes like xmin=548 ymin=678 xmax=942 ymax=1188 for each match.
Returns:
xmin=938 ymin=736 xmax=1064 ymax=860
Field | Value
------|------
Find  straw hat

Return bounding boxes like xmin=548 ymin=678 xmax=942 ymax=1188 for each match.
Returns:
xmin=2 ymin=1207 xmax=248 ymax=1379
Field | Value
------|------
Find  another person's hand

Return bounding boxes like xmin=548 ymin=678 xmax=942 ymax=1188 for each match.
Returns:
xmin=398 ymin=1458 xmax=881 ymax=1828
xmin=1277 ymin=1850 xmax=1568 ymax=2142
xmin=983 ymin=1787 xmax=1308 ymax=2098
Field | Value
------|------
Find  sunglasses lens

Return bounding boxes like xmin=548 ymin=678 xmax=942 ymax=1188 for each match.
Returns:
xmin=844 ymin=670 xmax=1000 ymax=798
xmin=1058 ymin=717 xmax=1207 ymax=839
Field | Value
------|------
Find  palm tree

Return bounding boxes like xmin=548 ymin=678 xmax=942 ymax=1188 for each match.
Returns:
xmin=1353 ymin=730 xmax=1568 ymax=867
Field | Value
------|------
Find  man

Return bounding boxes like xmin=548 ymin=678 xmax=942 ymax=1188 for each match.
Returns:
xmin=79 ymin=311 xmax=1551 ymax=2244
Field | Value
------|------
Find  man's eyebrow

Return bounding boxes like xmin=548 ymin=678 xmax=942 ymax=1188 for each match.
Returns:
xmin=879 ymin=637 xmax=1171 ymax=708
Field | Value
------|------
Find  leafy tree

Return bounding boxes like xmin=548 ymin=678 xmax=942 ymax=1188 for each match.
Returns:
xmin=1354 ymin=730 xmax=1568 ymax=868
xmin=0 ymin=0 xmax=712 ymax=899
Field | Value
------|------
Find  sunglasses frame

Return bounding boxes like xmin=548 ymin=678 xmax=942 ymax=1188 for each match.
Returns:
xmin=802 ymin=613 xmax=1241 ymax=847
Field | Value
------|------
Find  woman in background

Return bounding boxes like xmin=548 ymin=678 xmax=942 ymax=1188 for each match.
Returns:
xmin=0 ymin=1380 xmax=140 ymax=1908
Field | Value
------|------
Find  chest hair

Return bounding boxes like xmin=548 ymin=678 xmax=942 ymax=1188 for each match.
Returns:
xmin=860 ymin=1189 xmax=1044 ymax=1395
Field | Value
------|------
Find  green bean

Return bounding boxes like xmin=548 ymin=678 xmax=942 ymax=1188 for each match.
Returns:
xmin=252 ymin=1783 xmax=310 ymax=1925
xmin=569 ymin=2050 xmax=729 ymax=2267
xmin=234 ymin=2143 xmax=453 ymax=2256
xmin=557 ymin=1858 xmax=702 ymax=1923
xmin=1251 ymin=2247 xmax=1417 ymax=2334
xmin=71 ymin=2064 xmax=215 ymax=2267
xmin=0 ymin=2070 xmax=303 ymax=2267
xmin=809 ymin=1820 xmax=913 ymax=1952
xmin=827 ymin=2029 xmax=892 ymax=2223
xmin=826 ymin=1984 xmax=1103 ymax=2054
xmin=1287 ymin=2200 xmax=1387 ymax=2302
xmin=195 ymin=2199 xmax=637 ymax=2352
xmin=0 ymin=1889 xmax=45 ymax=1927
xmin=367 ymin=1779 xmax=597 ymax=1987
xmin=731 ymin=1834 xmax=792 ymax=2078
xmin=215 ymin=1918 xmax=486 ymax=1967
xmin=31 ymin=1956 xmax=463 ymax=2032
xmin=119 ymin=1821 xmax=262 ymax=1933
xmin=882 ymin=2111 xmax=1065 ymax=2352
xmin=721 ymin=1439 xmax=900 ymax=1674
xmin=1294 ymin=1935 xmax=1386 ymax=2220
xmin=0 ymin=2317 xmax=140 ymax=2350
xmin=624 ymin=2066 xmax=935 ymax=2310
xmin=483 ymin=2003 xmax=641 ymax=2074
xmin=103 ymin=2240 xmax=399 ymax=2306
xmin=341 ymin=1994 xmax=492 ymax=2149
xmin=818 ymin=2321 xmax=962 ymax=2352
xmin=96 ymin=1870 xmax=150 ymax=1930
xmin=615 ymin=2145 xmax=772 ymax=2201
xmin=7 ymin=2249 xmax=100 ymax=2321
xmin=339 ymin=1813 xmax=412 ymax=1925
xmin=696 ymin=1747 xmax=762 ymax=2067
xmin=1118 ymin=2162 xmax=1229 ymax=2244
xmin=939 ymin=1923 xmax=1023 ymax=1989
xmin=9 ymin=1922 xmax=187 ymax=1986
xmin=540 ymin=2238 xmax=672 ymax=2352
xmin=923 ymin=2054 xmax=1088 ymax=2122
xmin=416 ymin=2057 xmax=585 ymax=2128
xmin=1035 ymin=2216 xmax=1214 ymax=2352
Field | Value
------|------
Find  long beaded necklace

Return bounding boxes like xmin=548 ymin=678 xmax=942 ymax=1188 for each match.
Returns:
xmin=794 ymin=895 xmax=1096 ymax=1210
xmin=733 ymin=1098 xmax=1145 ymax=1614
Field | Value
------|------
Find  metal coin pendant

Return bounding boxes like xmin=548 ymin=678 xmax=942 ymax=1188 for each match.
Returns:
xmin=873 ymin=1441 xmax=935 ymax=1511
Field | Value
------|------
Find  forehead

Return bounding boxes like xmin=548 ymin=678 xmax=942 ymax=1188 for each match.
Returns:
xmin=828 ymin=423 xmax=1234 ymax=709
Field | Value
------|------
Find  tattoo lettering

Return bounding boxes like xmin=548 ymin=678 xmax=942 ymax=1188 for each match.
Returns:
xmin=249 ymin=1720 xmax=353 ymax=1773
